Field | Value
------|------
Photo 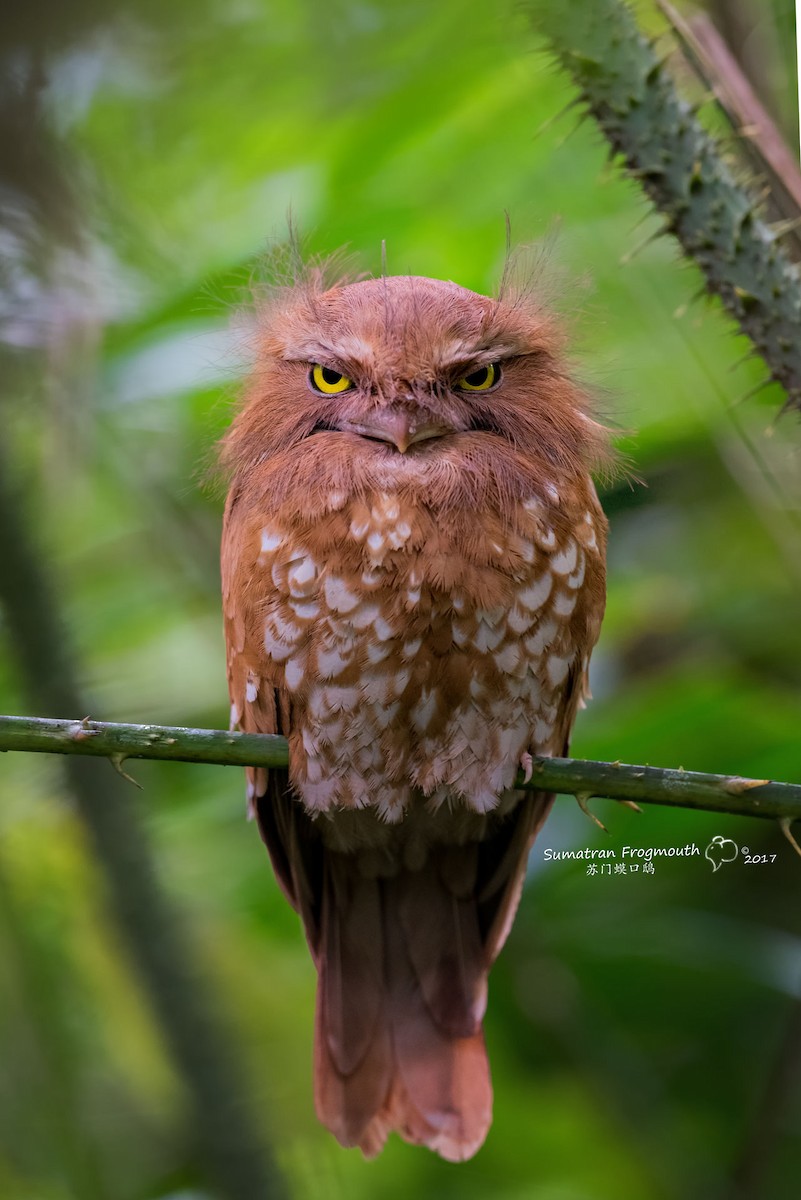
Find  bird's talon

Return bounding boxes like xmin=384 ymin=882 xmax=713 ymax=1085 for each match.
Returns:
xmin=520 ymin=751 xmax=534 ymax=785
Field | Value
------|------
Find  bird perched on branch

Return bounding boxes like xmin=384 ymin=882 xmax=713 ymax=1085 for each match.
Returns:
xmin=220 ymin=259 xmax=609 ymax=1160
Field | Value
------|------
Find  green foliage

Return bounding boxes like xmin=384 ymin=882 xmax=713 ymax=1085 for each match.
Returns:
xmin=1 ymin=1 xmax=800 ymax=1197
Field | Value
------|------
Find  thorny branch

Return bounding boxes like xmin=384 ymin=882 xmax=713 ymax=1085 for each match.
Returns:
xmin=1 ymin=715 xmax=800 ymax=844
xmin=526 ymin=0 xmax=801 ymax=413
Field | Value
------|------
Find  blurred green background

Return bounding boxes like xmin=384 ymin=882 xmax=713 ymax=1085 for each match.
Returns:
xmin=1 ymin=0 xmax=800 ymax=1197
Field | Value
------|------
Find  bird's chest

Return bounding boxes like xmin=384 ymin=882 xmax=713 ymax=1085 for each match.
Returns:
xmin=244 ymin=489 xmax=598 ymax=817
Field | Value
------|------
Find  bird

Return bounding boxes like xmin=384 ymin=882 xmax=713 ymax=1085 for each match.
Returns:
xmin=220 ymin=262 xmax=609 ymax=1161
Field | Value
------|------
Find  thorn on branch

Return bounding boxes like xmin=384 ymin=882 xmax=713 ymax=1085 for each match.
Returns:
xmin=110 ymin=753 xmax=143 ymax=790
xmin=71 ymin=718 xmax=100 ymax=743
xmin=576 ymin=790 xmax=608 ymax=833
xmin=619 ymin=225 xmax=667 ymax=265
xmin=725 ymin=776 xmax=770 ymax=794
xmin=779 ymin=817 xmax=801 ymax=859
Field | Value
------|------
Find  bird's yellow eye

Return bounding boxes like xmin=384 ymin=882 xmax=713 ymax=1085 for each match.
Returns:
xmin=456 ymin=362 xmax=501 ymax=392
xmin=310 ymin=364 xmax=354 ymax=394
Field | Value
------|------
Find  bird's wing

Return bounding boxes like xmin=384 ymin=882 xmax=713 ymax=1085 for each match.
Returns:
xmin=222 ymin=485 xmax=323 ymax=954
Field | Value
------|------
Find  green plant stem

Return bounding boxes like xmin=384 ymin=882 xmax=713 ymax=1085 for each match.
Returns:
xmin=1 ymin=714 xmax=799 ymax=823
xmin=526 ymin=0 xmax=801 ymax=410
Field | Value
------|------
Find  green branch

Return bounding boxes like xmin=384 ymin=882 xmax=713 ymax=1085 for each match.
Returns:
xmin=526 ymin=0 xmax=801 ymax=411
xmin=2 ymin=714 xmax=800 ymax=824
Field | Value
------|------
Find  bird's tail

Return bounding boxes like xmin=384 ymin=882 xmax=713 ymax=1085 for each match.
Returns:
xmin=313 ymin=848 xmax=493 ymax=1161
xmin=255 ymin=782 xmax=553 ymax=1160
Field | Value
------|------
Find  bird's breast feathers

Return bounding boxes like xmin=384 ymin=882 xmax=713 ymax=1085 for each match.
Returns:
xmin=224 ymin=478 xmax=605 ymax=821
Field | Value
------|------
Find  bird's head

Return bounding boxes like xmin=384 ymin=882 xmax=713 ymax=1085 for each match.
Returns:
xmin=221 ymin=269 xmax=610 ymax=514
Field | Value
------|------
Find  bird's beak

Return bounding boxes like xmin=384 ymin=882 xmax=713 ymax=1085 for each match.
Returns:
xmin=342 ymin=410 xmax=451 ymax=454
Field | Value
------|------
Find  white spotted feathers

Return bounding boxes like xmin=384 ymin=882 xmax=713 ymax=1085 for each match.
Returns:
xmin=226 ymin=486 xmax=605 ymax=823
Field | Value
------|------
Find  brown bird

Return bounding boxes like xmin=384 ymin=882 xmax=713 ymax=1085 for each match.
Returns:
xmin=220 ymin=264 xmax=609 ymax=1161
